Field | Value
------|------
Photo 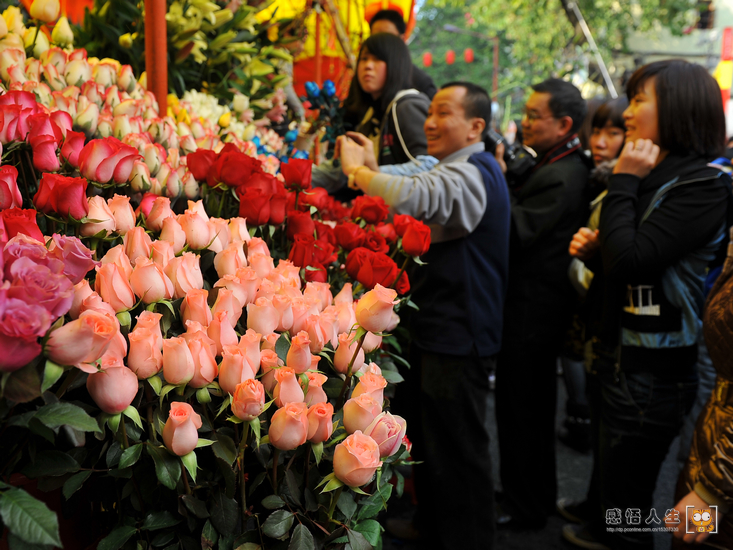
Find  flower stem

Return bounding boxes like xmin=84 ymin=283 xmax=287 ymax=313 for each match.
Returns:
xmin=336 ymin=331 xmax=367 ymax=410
xmin=304 ymin=443 xmax=312 ymax=492
xmin=390 ymin=256 xmax=411 ymax=290
xmin=239 ymin=422 xmax=250 ymax=524
xmin=144 ymin=385 xmax=159 ymax=444
xmin=327 ymin=485 xmax=344 ymax=524
xmin=217 ymin=190 xmax=224 ymax=218
xmin=120 ymin=417 xmax=129 ymax=449
xmin=272 ymin=449 xmax=280 ymax=496
xmin=55 ymin=369 xmax=79 ymax=399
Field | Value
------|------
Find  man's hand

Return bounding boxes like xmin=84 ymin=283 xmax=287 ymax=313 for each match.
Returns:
xmin=494 ymin=142 xmax=508 ymax=174
xmin=346 ymin=132 xmax=378 ymax=171
xmin=669 ymin=490 xmax=721 ymax=545
xmin=614 ymin=139 xmax=660 ymax=179
xmin=337 ymin=135 xmax=367 ymax=176
xmin=569 ymin=228 xmax=600 ymax=261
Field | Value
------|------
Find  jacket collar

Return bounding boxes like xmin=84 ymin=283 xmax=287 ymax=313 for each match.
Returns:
xmin=438 ymin=142 xmax=486 ymax=165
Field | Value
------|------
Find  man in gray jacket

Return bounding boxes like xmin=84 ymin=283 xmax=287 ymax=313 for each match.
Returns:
xmin=339 ymin=82 xmax=510 ymax=550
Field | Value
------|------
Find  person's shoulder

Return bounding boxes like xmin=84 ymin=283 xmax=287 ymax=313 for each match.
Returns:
xmin=533 ymin=153 xmax=590 ymax=181
xmin=410 ymin=66 xmax=437 ymax=98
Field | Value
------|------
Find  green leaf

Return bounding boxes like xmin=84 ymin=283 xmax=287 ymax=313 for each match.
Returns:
xmin=182 ymin=495 xmax=209 ymax=518
xmin=212 ymin=434 xmax=237 ymax=466
xmin=150 ymin=531 xmax=175 ymax=547
xmin=275 ymin=333 xmax=290 ymax=363
xmin=106 ymin=413 xmax=121 ymax=433
xmin=4 ymin=361 xmax=42 ymax=403
xmin=148 ymin=376 xmax=163 ymax=396
xmin=216 ymin=394 xmax=233 ymax=418
xmin=122 ymin=406 xmax=143 ymax=429
xmin=337 ymin=490 xmax=357 ymax=520
xmin=288 ymin=524 xmax=314 ymax=550
xmin=97 ymin=525 xmax=138 ymax=550
xmin=209 ymin=488 xmax=238 ymax=534
xmin=34 ymin=402 xmax=102 ymax=433
xmin=0 ymin=488 xmax=61 ymax=547
xmin=380 ymin=370 xmax=404 ymax=384
xmin=41 ymin=361 xmax=64 ymax=393
xmin=250 ymin=416 xmax=261 ymax=448
xmin=311 ymin=441 xmax=323 ymax=466
xmin=146 ymin=445 xmax=181 ymax=490
xmin=196 ymin=387 xmax=212 ymax=404
xmin=7 ymin=530 xmax=51 ymax=550
xmin=119 ymin=444 xmax=143 ymax=469
xmin=22 ymin=451 xmax=80 ymax=478
xmin=321 ymin=476 xmax=344 ymax=493
xmin=180 ymin=451 xmax=198 ymax=482
xmin=346 ymin=528 xmax=372 ymax=550
xmin=357 ymin=483 xmax=392 ymax=521
xmin=62 ymin=470 xmax=92 ymax=499
xmin=201 ymin=519 xmax=218 ymax=550
xmin=262 ymin=510 xmax=294 ymax=539
xmin=195 ymin=439 xmax=215 ymax=448
xmin=142 ymin=511 xmax=180 ymax=531
xmin=261 ymin=495 xmax=285 ymax=510
xmin=387 ymin=352 xmax=411 ymax=371
xmin=284 ymin=470 xmax=302 ymax=507
xmin=159 ymin=384 xmax=177 ymax=407
xmin=353 ymin=520 xmax=381 ymax=546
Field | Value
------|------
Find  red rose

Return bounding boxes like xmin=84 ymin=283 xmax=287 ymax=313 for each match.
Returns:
xmin=345 ymin=247 xmax=375 ymax=284
xmin=393 ymin=214 xmax=415 ymax=237
xmin=300 ymin=187 xmax=329 ymax=211
xmin=402 ymin=220 xmax=431 ymax=257
xmin=0 ymin=91 xmax=38 ymax=109
xmin=363 ymin=232 xmax=389 ymax=254
xmin=345 ymin=248 xmax=398 ymax=289
xmin=304 ymin=262 xmax=327 ymax=283
xmin=0 ymin=166 xmax=22 ymax=210
xmin=60 ymin=130 xmax=86 ymax=168
xmin=30 ymin=134 xmax=60 ymax=172
xmin=315 ymin=221 xmax=336 ymax=246
xmin=314 ymin=239 xmax=337 ymax=265
xmin=369 ymin=252 xmax=399 ymax=288
xmin=334 ymin=222 xmax=366 ymax=251
xmin=280 ymin=158 xmax=313 ymax=191
xmin=269 ymin=190 xmax=289 ymax=225
xmin=289 ymin=234 xmax=316 ymax=268
xmin=395 ymin=271 xmax=410 ymax=295
xmin=237 ymin=187 xmax=271 ymax=226
xmin=286 ymin=210 xmax=316 ymax=240
xmin=374 ymin=222 xmax=397 ymax=244
xmin=186 ymin=149 xmax=218 ymax=181
xmin=351 ymin=195 xmax=389 ymax=224
xmin=0 ymin=208 xmax=43 ymax=242
xmin=215 ymin=151 xmax=261 ymax=188
xmin=33 ymin=173 xmax=89 ymax=220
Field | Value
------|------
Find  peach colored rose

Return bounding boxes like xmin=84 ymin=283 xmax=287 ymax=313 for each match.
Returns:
xmin=352 ymin=372 xmax=388 ymax=406
xmin=151 ymin=240 xmax=174 ymax=269
xmin=291 ymin=297 xmax=320 ymax=335
xmin=304 ymin=314 xmax=330 ymax=354
xmin=334 ymin=332 xmax=365 ymax=375
xmin=233 ymin=266 xmax=261 ymax=306
xmin=79 ymin=292 xmax=118 ymax=321
xmin=162 ymin=337 xmax=195 ymax=385
xmin=246 ymin=237 xmax=270 ymax=258
xmin=135 ymin=311 xmax=163 ymax=349
xmin=272 ymin=294 xmax=293 ymax=332
xmin=180 ymin=288 xmax=212 ymax=328
xmin=179 ymin=210 xmax=212 ymax=250
xmin=273 ymin=367 xmax=304 ymax=407
xmin=231 ymin=379 xmax=265 ymax=421
xmin=69 ymin=278 xmax=94 ymax=319
xmin=96 ymin=331 xmax=128 ymax=371
xmin=123 ymin=226 xmax=152 ymax=267
xmin=107 ymin=194 xmax=135 ymax=235
xmin=214 ymin=241 xmax=247 ymax=279
xmin=362 ymin=331 xmax=383 ymax=353
xmin=87 ymin=366 xmax=139 ymax=414
xmin=248 ymin=253 xmax=274 ymax=279
xmin=343 ymin=394 xmax=382 ymax=434
xmin=302 ymin=372 xmax=328 ymax=406
xmin=254 ymin=278 xmax=280 ymax=303
xmin=237 ymin=328 xmax=261 ymax=374
xmin=273 ymin=260 xmax=301 ymax=290
xmin=334 ymin=302 xmax=356 ymax=335
xmin=45 ymin=309 xmax=118 ymax=367
xmin=159 ymin=216 xmax=186 ymax=254
xmin=129 ymin=256 xmax=174 ymax=304
xmin=268 ymin=401 xmax=308 ymax=451
xmin=219 ymin=345 xmax=256 ymax=395
xmin=334 ymin=283 xmax=353 ymax=305
xmin=333 ymin=431 xmax=383 ymax=487
xmin=99 ymin=244 xmax=133 ymax=280
xmin=307 ymin=402 xmax=334 ymax=444
xmin=187 ymin=200 xmax=208 ymax=220
xmin=163 ymin=402 xmax=202 ymax=456
xmin=80 ymin=196 xmax=116 ymax=237
xmin=286 ymin=331 xmax=312 ymax=374
xmin=207 ymin=310 xmax=238 ymax=357
xmin=145 ymin=196 xmax=174 ymax=232
xmin=165 ymin=252 xmax=204 ymax=299
xmin=304 ymin=282 xmax=332 ymax=312
xmin=229 ymin=217 xmax=250 ymax=243
xmin=246 ymin=297 xmax=278 ymax=336
xmin=127 ymin=327 xmax=163 ymax=379
xmin=187 ymin=332 xmax=218 ymax=388
xmin=260 ymin=349 xmax=282 ymax=393
xmin=214 ymin=274 xmax=248 ymax=307
xmin=182 ymin=321 xmax=217 ymax=359
xmin=207 ymin=218 xmax=228 ymax=253
xmin=211 ymin=287 xmax=242 ymax=329
xmin=354 ymin=284 xmax=398 ymax=334
xmin=364 ymin=412 xmax=407 ymax=458
xmin=261 ymin=333 xmax=279 ymax=351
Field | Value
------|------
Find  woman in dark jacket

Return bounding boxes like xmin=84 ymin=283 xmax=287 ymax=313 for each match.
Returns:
xmin=567 ymin=59 xmax=730 ymax=550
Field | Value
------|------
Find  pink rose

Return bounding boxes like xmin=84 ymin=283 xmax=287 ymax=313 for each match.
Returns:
xmin=162 ymin=337 xmax=195 ymax=386
xmin=29 ymin=134 xmax=61 ymax=172
xmin=304 ymin=282 xmax=333 ymax=312
xmin=352 ymin=372 xmax=388 ymax=405
xmin=207 ymin=310 xmax=238 ymax=357
xmin=179 ymin=210 xmax=212 ymax=251
xmin=362 ymin=331 xmax=383 ymax=353
xmin=79 ymin=292 xmax=117 ymax=321
xmin=248 ymin=253 xmax=274 ymax=279
xmin=60 ymin=130 xmax=85 ymax=168
xmin=80 ymin=196 xmax=116 ymax=237
xmin=334 ymin=302 xmax=356 ymax=335
xmin=100 ymin=244 xmax=133 ymax=280
xmin=95 ymin=263 xmax=135 ymax=313
xmin=233 ymin=266 xmax=261 ymax=306
xmin=163 ymin=402 xmax=202 ymax=456
xmin=78 ymin=136 xmax=140 ymax=184
xmin=333 ymin=332 xmax=365 ymax=375
xmin=134 ymin=311 xmax=163 ymax=350
xmin=364 ymin=412 xmax=407 ymax=458
xmin=214 ymin=242 xmax=247 ymax=278
xmin=0 ymin=295 xmax=51 ymax=371
xmin=286 ymin=331 xmax=312 ymax=374
xmin=333 ymin=431 xmax=383 ymax=487
xmin=211 ymin=287 xmax=242 ymax=329
xmin=130 ymin=256 xmax=174 ymax=304
xmin=0 ymin=166 xmax=22 ymax=209
xmin=151 ymin=240 xmax=174 ymax=269
xmin=304 ymin=313 xmax=333 ymax=354
xmin=302 ymin=372 xmax=328 ymax=406
xmin=123 ymin=226 xmax=152 ymax=267
xmin=268 ymin=401 xmax=308 ymax=451
xmin=272 ymin=294 xmax=293 ymax=332
xmin=237 ymin=328 xmax=261 ymax=374
xmin=273 ymin=367 xmax=305 ymax=407
xmin=7 ymin=260 xmax=74 ymax=318
xmin=180 ymin=289 xmax=212 ymax=328
xmin=343 ymin=394 xmax=382 ymax=434
xmin=45 ymin=310 xmax=118 ymax=367
xmin=182 ymin=322 xmax=217 ymax=358
xmin=229 ymin=217 xmax=250 ymax=243
xmin=47 ymin=234 xmax=97 ymax=285
xmin=354 ymin=284 xmax=399 ymax=333
xmin=87 ymin=366 xmax=139 ymax=414
xmin=165 ymin=252 xmax=203 ymax=299
xmin=107 ymin=194 xmax=136 ymax=235
xmin=146 ymin=196 xmax=174 ymax=232
xmin=69 ymin=279 xmax=94 ymax=319
xmin=231 ymin=379 xmax=265 ymax=421
xmin=307 ymin=402 xmax=334 ymax=444
xmin=218 ymin=345 xmax=256 ymax=395
xmin=246 ymin=297 xmax=278 ymax=336
xmin=159 ymin=216 xmax=186 ymax=254
xmin=291 ymin=297 xmax=319 ymax=335
xmin=334 ymin=283 xmax=353 ymax=305
xmin=260 ymin=349 xmax=282 ymax=393
xmin=127 ymin=327 xmax=163 ymax=379
xmin=214 ymin=274 xmax=249 ymax=309
xmin=187 ymin=332 xmax=218 ymax=388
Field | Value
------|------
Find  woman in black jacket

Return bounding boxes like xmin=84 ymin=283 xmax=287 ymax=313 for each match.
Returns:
xmin=566 ymin=59 xmax=730 ymax=550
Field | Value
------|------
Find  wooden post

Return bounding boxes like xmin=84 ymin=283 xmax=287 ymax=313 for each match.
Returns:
xmin=145 ymin=0 xmax=168 ymax=116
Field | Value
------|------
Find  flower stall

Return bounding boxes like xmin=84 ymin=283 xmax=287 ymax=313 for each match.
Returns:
xmin=0 ymin=1 xmax=432 ymax=549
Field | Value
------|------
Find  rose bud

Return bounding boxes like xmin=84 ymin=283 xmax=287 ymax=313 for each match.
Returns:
xmin=99 ymin=244 xmax=133 ymax=280
xmin=187 ymin=332 xmax=218 ymax=388
xmin=165 ymin=252 xmax=204 ymax=299
xmin=160 ymin=216 xmax=187 ymax=254
xmin=286 ymin=331 xmax=312 ymax=374
xmin=207 ymin=310 xmax=239 ymax=357
xmin=80 ymin=196 xmax=116 ymax=237
xmin=237 ymin=328 xmax=261 ymax=373
xmin=162 ymin=402 xmax=202 ymax=456
xmin=123 ymin=226 xmax=153 ymax=267
xmin=364 ymin=412 xmax=407 ymax=458
xmin=362 ymin=331 xmax=383 ymax=353
xmin=94 ymin=263 xmax=135 ymax=313
xmin=333 ymin=431 xmax=383 ymax=487
xmin=145 ymin=197 xmax=175 ymax=233
xmin=352 ymin=372 xmax=388 ymax=406
xmin=354 ymin=284 xmax=399 ymax=334
xmin=107 ymin=194 xmax=136 ymax=235
xmin=151 ymin=240 xmax=174 ymax=269
xmin=135 ymin=310 xmax=163 ymax=349
xmin=401 ymin=219 xmax=431 ymax=257
xmin=302 ymin=372 xmax=328 ymax=406
xmin=127 ymin=327 xmax=163 ymax=379
xmin=45 ymin=309 xmax=117 ymax=367
xmin=232 ymin=379 xmax=266 ymax=421
xmin=268 ymin=401 xmax=308 ymax=451
xmin=304 ymin=282 xmax=333 ymax=312
xmin=307 ymin=402 xmax=333 ymax=444
xmin=69 ymin=279 xmax=94 ymax=319
xmin=211 ymin=287 xmax=243 ymax=329
xmin=214 ymin=241 xmax=247 ymax=279
xmin=343 ymin=394 xmax=382 ymax=434
xmin=333 ymin=332 xmax=365 ymax=375
xmin=260 ymin=349 xmax=282 ymax=393
xmin=273 ymin=367 xmax=305 ymax=408
xmin=248 ymin=253 xmax=274 ymax=279
xmin=162 ymin=337 xmax=195 ymax=386
xmin=272 ymin=294 xmax=294 ymax=332
xmin=46 ymin=233 xmax=97 ymax=285
xmin=87 ymin=366 xmax=139 ymax=415
xmin=179 ymin=210 xmax=212 ymax=250
xmin=246 ymin=297 xmax=278 ymax=336
xmin=219 ymin=345 xmax=256 ymax=395
xmin=180 ymin=288 xmax=212 ymax=328
xmin=130 ymin=256 xmax=174 ymax=304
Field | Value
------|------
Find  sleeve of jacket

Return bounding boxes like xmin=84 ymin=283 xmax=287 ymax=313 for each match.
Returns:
xmin=392 ymin=95 xmax=429 ymax=158
xmin=599 ymin=173 xmax=729 ymax=281
xmin=367 ymin=162 xmax=487 ymax=234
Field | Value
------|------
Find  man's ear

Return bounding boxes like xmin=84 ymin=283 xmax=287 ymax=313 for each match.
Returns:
xmin=557 ymin=115 xmax=574 ymax=137
xmin=468 ymin=118 xmax=486 ymax=141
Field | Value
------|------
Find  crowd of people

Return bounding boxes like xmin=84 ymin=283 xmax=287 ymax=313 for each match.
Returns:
xmin=312 ymin=9 xmax=733 ymax=550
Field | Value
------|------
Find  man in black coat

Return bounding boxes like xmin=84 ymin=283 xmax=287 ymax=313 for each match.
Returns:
xmin=495 ymin=78 xmax=591 ymax=529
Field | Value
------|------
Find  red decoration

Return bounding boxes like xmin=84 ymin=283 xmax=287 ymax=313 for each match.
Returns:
xmin=464 ymin=48 xmax=474 ymax=63
xmin=423 ymin=52 xmax=433 ymax=68
xmin=446 ymin=50 xmax=455 ymax=65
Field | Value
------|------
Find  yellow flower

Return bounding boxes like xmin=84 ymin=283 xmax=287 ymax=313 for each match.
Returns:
xmin=218 ymin=111 xmax=231 ymax=128
xmin=118 ymin=32 xmax=133 ymax=49
xmin=267 ymin=26 xmax=278 ymax=42
xmin=3 ymin=6 xmax=25 ymax=35
xmin=30 ymin=0 xmax=60 ymax=23
xmin=23 ymin=26 xmax=50 ymax=57
xmin=51 ymin=15 xmax=73 ymax=46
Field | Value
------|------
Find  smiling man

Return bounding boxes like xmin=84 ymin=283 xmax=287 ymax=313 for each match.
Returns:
xmin=339 ymin=82 xmax=510 ymax=550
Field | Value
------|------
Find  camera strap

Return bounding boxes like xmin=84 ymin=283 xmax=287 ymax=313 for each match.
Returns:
xmin=531 ymin=134 xmax=582 ymax=173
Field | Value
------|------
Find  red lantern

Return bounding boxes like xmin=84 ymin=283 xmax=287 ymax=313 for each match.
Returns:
xmin=464 ymin=48 xmax=474 ymax=63
xmin=423 ymin=52 xmax=433 ymax=68
xmin=446 ymin=50 xmax=455 ymax=65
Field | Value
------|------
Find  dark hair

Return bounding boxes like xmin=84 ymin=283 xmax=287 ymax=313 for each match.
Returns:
xmin=592 ymin=97 xmax=628 ymax=130
xmin=348 ymin=33 xmax=413 ymax=115
xmin=626 ymin=59 xmax=725 ymax=158
xmin=441 ymin=81 xmax=492 ymax=137
xmin=369 ymin=9 xmax=406 ymax=35
xmin=531 ymin=78 xmax=587 ymax=134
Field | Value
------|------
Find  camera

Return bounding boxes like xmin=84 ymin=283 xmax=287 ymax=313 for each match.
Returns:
xmin=485 ymin=128 xmax=537 ymax=184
